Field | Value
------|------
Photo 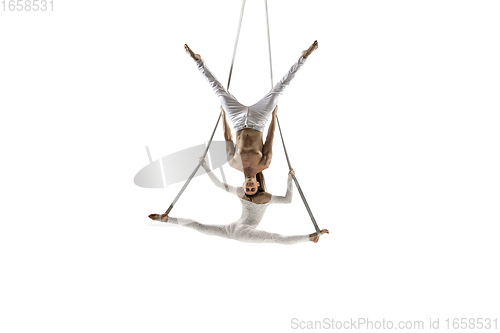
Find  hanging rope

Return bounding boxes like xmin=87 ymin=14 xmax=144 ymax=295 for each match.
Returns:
xmin=227 ymin=0 xmax=247 ymax=90
xmin=264 ymin=0 xmax=274 ymax=88
xmin=164 ymin=115 xmax=221 ymax=214
xmin=165 ymin=0 xmax=247 ymax=214
xmin=167 ymin=0 xmax=322 ymax=238
xmin=264 ymin=0 xmax=322 ymax=237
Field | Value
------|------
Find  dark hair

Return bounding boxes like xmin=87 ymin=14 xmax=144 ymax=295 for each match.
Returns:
xmin=255 ymin=171 xmax=266 ymax=192
xmin=246 ymin=172 xmax=266 ymax=197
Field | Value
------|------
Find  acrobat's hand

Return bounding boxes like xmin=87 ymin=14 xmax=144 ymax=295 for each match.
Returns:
xmin=149 ymin=213 xmax=169 ymax=222
xmin=272 ymin=105 xmax=278 ymax=117
xmin=309 ymin=229 xmax=329 ymax=243
xmin=288 ymin=168 xmax=295 ymax=177
xmin=199 ymin=156 xmax=209 ymax=168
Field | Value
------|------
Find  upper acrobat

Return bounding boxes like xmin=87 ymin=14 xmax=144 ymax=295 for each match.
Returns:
xmin=184 ymin=41 xmax=318 ymax=198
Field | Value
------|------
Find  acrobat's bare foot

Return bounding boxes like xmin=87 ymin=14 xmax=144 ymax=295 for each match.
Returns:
xmin=309 ymin=229 xmax=329 ymax=243
xmin=302 ymin=40 xmax=318 ymax=59
xmin=148 ymin=213 xmax=169 ymax=222
xmin=184 ymin=44 xmax=201 ymax=61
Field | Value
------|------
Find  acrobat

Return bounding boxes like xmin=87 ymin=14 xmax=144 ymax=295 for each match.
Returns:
xmin=184 ymin=41 xmax=318 ymax=197
xmin=149 ymin=158 xmax=328 ymax=244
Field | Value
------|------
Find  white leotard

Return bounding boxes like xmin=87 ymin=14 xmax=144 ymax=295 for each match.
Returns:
xmin=166 ymin=162 xmax=310 ymax=245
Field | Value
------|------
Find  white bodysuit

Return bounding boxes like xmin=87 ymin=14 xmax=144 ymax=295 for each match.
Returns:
xmin=167 ymin=162 xmax=310 ymax=245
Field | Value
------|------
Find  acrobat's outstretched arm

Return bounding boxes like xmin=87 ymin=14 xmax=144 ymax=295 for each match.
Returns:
xmin=200 ymin=157 xmax=242 ymax=196
xmin=220 ymin=107 xmax=242 ymax=172
xmin=221 ymin=107 xmax=233 ymax=144
xmin=261 ymin=106 xmax=278 ymax=168
xmin=270 ymin=169 xmax=295 ymax=204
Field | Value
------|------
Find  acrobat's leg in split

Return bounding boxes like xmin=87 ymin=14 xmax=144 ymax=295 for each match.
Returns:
xmin=247 ymin=40 xmax=319 ymax=130
xmin=236 ymin=227 xmax=311 ymax=245
xmin=149 ymin=214 xmax=231 ymax=240
xmin=233 ymin=224 xmax=329 ymax=245
xmin=185 ymin=44 xmax=248 ymax=131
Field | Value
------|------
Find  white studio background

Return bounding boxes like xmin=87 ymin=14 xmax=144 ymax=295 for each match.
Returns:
xmin=1 ymin=0 xmax=499 ymax=332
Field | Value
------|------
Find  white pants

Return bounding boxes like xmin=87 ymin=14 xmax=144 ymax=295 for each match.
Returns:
xmin=196 ymin=56 xmax=307 ymax=133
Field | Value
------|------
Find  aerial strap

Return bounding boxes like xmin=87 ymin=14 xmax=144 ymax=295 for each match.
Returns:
xmin=165 ymin=0 xmax=247 ymax=214
xmin=227 ymin=0 xmax=247 ymax=91
xmin=264 ymin=0 xmax=322 ymax=237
